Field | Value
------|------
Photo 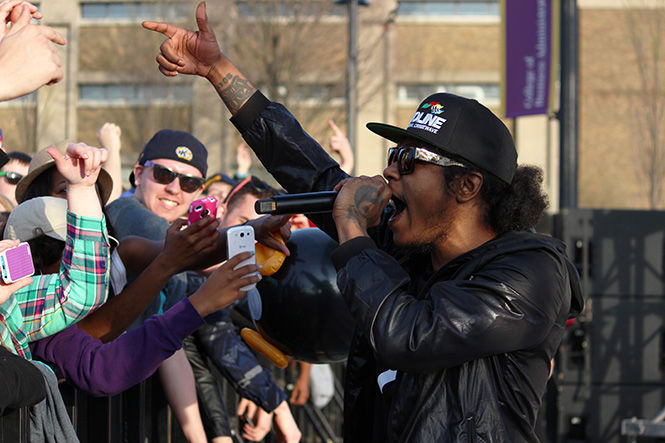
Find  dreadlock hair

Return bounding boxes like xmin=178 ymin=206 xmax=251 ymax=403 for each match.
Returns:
xmin=444 ymin=163 xmax=549 ymax=234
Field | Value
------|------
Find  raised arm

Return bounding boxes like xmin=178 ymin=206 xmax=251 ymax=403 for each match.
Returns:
xmin=76 ymin=217 xmax=220 ymax=342
xmin=96 ymin=122 xmax=123 ymax=203
xmin=142 ymin=1 xmax=255 ymax=115
xmin=19 ymin=145 xmax=110 ymax=340
xmin=142 ymin=2 xmax=349 ymax=240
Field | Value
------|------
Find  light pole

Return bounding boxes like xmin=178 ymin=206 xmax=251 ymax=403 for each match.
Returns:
xmin=336 ymin=0 xmax=369 ymax=174
xmin=559 ymin=0 xmax=578 ymax=209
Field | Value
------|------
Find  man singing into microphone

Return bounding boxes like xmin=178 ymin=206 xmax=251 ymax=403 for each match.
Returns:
xmin=143 ymin=4 xmax=583 ymax=441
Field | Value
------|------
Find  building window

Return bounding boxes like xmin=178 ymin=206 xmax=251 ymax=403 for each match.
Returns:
xmin=80 ymin=2 xmax=190 ymax=22
xmin=291 ymin=84 xmax=344 ymax=102
xmin=397 ymin=1 xmax=499 ymax=17
xmin=79 ymin=83 xmax=192 ymax=105
xmin=235 ymin=1 xmax=343 ymax=18
xmin=261 ymin=83 xmax=344 ymax=104
xmin=397 ymin=83 xmax=500 ymax=107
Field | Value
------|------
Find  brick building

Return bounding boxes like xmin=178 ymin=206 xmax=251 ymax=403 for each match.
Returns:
xmin=0 ymin=0 xmax=662 ymax=210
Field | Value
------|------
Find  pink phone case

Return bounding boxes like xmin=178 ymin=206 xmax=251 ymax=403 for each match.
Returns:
xmin=187 ymin=196 xmax=218 ymax=226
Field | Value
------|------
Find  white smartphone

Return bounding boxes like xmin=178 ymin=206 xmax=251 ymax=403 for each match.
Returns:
xmin=226 ymin=225 xmax=258 ymax=291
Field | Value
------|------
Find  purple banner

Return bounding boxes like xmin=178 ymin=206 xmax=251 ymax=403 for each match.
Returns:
xmin=503 ymin=0 xmax=555 ymax=117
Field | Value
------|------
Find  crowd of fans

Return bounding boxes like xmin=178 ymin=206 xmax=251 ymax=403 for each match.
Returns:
xmin=0 ymin=1 xmax=351 ymax=441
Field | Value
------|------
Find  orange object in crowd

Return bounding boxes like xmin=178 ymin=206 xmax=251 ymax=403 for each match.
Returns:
xmin=255 ymin=232 xmax=286 ymax=276
xmin=241 ymin=328 xmax=289 ymax=369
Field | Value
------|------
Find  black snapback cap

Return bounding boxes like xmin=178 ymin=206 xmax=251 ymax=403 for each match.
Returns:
xmin=129 ymin=129 xmax=208 ymax=187
xmin=367 ymin=93 xmax=517 ymax=184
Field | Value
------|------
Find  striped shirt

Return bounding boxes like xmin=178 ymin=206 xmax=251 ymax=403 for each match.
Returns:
xmin=0 ymin=211 xmax=110 ymax=359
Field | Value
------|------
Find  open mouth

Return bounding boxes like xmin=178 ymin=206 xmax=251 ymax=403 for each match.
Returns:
xmin=389 ymin=196 xmax=406 ymax=222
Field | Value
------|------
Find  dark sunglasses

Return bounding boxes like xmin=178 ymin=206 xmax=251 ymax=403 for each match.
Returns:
xmin=144 ymin=160 xmax=205 ymax=193
xmin=0 ymin=171 xmax=24 ymax=185
xmin=387 ymin=146 xmax=466 ymax=175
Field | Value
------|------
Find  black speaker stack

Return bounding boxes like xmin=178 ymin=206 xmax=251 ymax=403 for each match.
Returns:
xmin=553 ymin=209 xmax=665 ymax=442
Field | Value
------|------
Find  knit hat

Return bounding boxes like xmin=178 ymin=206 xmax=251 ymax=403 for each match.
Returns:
xmin=4 ymin=196 xmax=67 ymax=242
xmin=129 ymin=130 xmax=208 ymax=187
xmin=367 ymin=93 xmax=517 ymax=184
xmin=14 ymin=140 xmax=114 ymax=205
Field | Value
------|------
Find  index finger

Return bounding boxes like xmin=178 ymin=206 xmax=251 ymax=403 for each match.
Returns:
xmin=328 ymin=119 xmax=344 ymax=135
xmin=39 ymin=24 xmax=66 ymax=45
xmin=46 ymin=146 xmax=66 ymax=168
xmin=142 ymin=20 xmax=177 ymax=38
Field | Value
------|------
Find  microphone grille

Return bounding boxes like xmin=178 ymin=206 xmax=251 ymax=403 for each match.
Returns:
xmin=255 ymin=199 xmax=277 ymax=214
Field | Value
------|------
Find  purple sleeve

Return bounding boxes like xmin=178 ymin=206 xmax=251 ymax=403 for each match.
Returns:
xmin=29 ymin=298 xmax=204 ymax=397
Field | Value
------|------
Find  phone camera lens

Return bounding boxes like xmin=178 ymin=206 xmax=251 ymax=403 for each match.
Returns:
xmin=201 ymin=209 xmax=209 ymax=217
xmin=195 ymin=205 xmax=203 ymax=211
xmin=240 ymin=233 xmax=244 ymax=237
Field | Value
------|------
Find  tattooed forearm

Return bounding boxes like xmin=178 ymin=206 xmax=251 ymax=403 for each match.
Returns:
xmin=217 ymin=74 xmax=256 ymax=114
xmin=346 ymin=185 xmax=383 ymax=227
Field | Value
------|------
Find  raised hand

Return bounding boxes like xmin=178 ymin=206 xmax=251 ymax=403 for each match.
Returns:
xmin=142 ymin=1 xmax=222 ymax=78
xmin=160 ymin=217 xmax=220 ymax=273
xmin=48 ymin=143 xmax=108 ymax=188
xmin=236 ymin=142 xmax=252 ymax=177
xmin=0 ymin=5 xmax=66 ymax=101
xmin=96 ymin=122 xmax=121 ymax=153
xmin=328 ymin=120 xmax=354 ymax=174
xmin=188 ymin=252 xmax=261 ymax=317
xmin=142 ymin=1 xmax=255 ymax=114
xmin=1 ymin=0 xmax=41 ymax=37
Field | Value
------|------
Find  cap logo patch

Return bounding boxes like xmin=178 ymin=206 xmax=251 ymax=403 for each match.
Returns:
xmin=175 ymin=146 xmax=193 ymax=161
xmin=408 ymin=102 xmax=447 ymax=134
xmin=422 ymin=101 xmax=444 ymax=115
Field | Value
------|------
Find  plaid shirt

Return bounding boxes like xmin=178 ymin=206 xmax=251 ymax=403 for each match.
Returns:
xmin=0 ymin=211 xmax=110 ymax=359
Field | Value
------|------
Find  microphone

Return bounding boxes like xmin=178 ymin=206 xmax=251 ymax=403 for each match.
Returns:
xmin=255 ymin=191 xmax=338 ymax=215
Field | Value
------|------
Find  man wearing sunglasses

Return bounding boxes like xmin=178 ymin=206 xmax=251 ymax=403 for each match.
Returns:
xmin=143 ymin=4 xmax=583 ymax=442
xmin=0 ymin=151 xmax=30 ymax=207
xmin=126 ymin=129 xmax=208 ymax=223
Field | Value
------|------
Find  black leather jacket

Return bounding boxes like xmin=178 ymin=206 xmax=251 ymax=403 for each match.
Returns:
xmin=231 ymin=92 xmax=584 ymax=442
